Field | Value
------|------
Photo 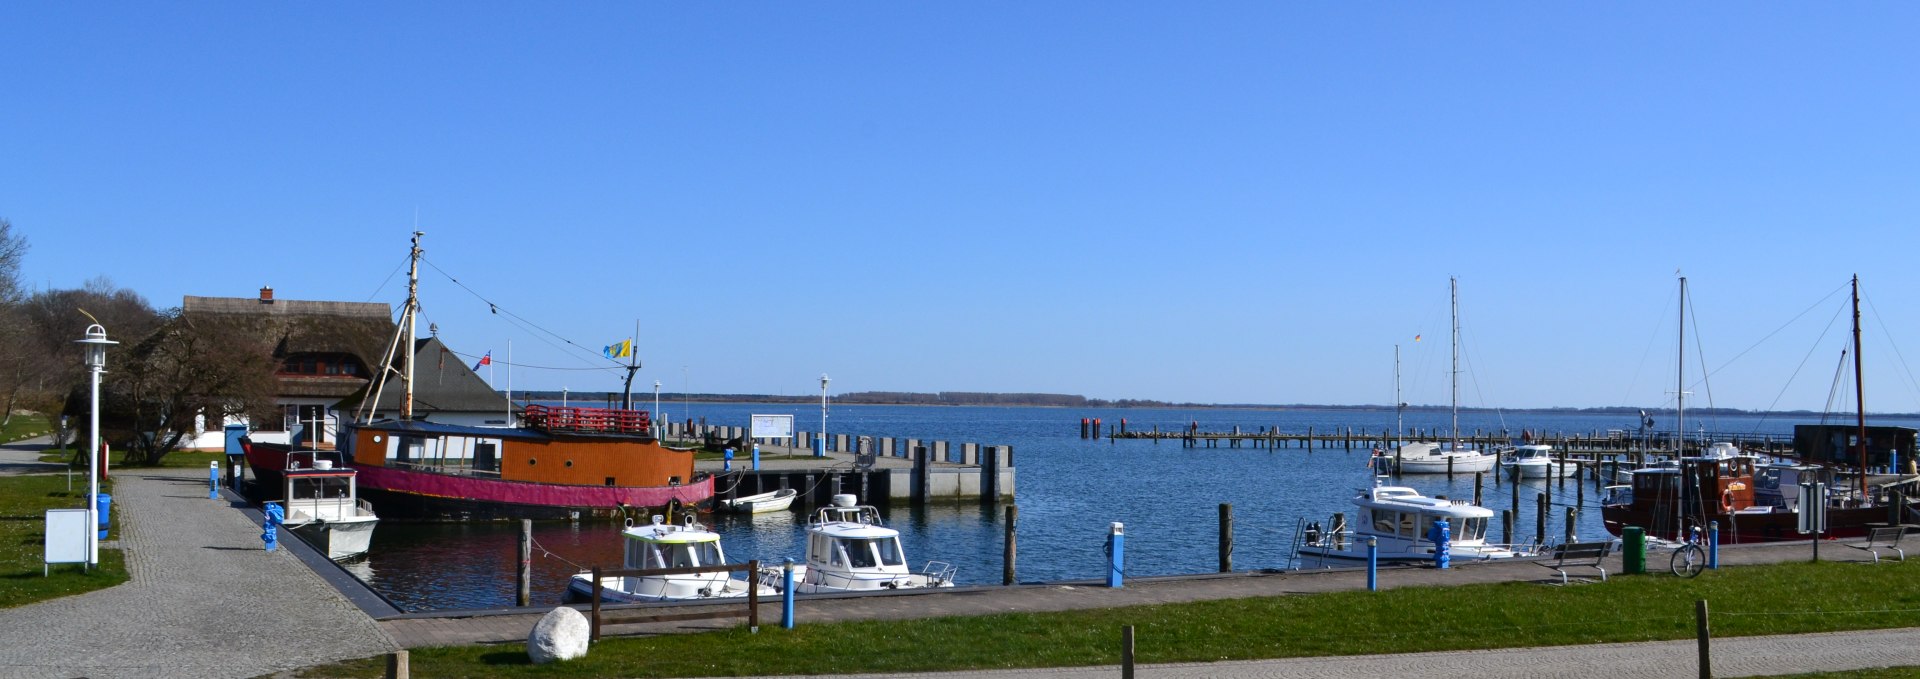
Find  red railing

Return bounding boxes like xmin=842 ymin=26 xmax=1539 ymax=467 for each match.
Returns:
xmin=522 ymin=405 xmax=652 ymax=436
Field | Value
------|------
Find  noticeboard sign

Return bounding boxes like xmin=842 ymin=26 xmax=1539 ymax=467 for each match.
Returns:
xmin=751 ymin=414 xmax=794 ymax=440
xmin=45 ymin=509 xmax=88 ymax=573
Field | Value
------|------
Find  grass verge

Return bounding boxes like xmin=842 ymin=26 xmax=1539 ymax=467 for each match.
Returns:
xmin=0 ymin=414 xmax=51 ymax=444
xmin=300 ymin=558 xmax=1920 ymax=678
xmin=0 ymin=474 xmax=128 ymax=608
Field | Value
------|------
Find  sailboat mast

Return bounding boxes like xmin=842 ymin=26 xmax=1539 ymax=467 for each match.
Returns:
xmin=1450 ymin=276 xmax=1460 ymax=450
xmin=1853 ymin=274 xmax=1868 ymax=502
xmin=1395 ymin=344 xmax=1403 ymax=445
xmin=402 ymin=231 xmax=421 ymax=421
xmin=1676 ymin=276 xmax=1686 ymax=456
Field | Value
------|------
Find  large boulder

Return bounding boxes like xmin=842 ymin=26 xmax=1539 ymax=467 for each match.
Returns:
xmin=527 ymin=606 xmax=590 ymax=664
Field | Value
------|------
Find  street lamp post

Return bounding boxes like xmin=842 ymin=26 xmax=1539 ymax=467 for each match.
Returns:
xmin=818 ymin=374 xmax=830 ymax=458
xmin=652 ymin=380 xmax=661 ymax=438
xmin=75 ymin=325 xmax=116 ymax=567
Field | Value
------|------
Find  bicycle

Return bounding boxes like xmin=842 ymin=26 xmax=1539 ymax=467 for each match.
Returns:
xmin=1670 ymin=524 xmax=1706 ymax=578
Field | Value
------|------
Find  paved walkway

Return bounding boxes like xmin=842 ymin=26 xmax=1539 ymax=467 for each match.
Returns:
xmin=0 ymin=466 xmax=397 ymax=679
xmin=712 ymin=626 xmax=1920 ymax=678
xmin=6 ymin=437 xmax=1916 ymax=677
xmin=0 ymin=435 xmax=63 ymax=476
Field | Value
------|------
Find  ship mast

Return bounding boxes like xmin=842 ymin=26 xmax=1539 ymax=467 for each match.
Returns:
xmin=1450 ymin=276 xmax=1460 ymax=451
xmin=401 ymin=231 xmax=422 ymax=421
xmin=1676 ymin=276 xmax=1686 ymax=457
xmin=1853 ymin=274 xmax=1868 ymax=503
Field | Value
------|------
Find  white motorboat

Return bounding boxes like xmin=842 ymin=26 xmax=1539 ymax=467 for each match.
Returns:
xmin=279 ymin=451 xmax=379 ymax=561
xmin=1297 ymin=484 xmax=1533 ymax=568
xmin=1390 ymin=442 xmax=1498 ymax=474
xmin=568 ymin=514 xmax=775 ymax=603
xmin=1501 ymin=445 xmax=1577 ymax=479
xmin=757 ymin=494 xmax=956 ymax=593
xmin=720 ymin=488 xmax=798 ymax=514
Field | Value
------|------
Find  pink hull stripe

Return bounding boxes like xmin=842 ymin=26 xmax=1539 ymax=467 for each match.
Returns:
xmin=352 ymin=464 xmax=713 ymax=507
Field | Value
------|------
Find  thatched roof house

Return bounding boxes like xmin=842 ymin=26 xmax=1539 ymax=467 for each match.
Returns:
xmin=180 ymin=288 xmax=397 ymax=446
xmin=182 ymin=289 xmax=396 ymax=402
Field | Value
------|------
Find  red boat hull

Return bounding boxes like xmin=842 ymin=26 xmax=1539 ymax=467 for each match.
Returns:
xmin=351 ymin=463 xmax=713 ymax=521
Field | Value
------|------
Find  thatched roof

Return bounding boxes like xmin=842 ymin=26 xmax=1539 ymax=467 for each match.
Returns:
xmin=337 ymin=336 xmax=509 ymax=416
xmin=181 ymin=294 xmax=397 ymax=399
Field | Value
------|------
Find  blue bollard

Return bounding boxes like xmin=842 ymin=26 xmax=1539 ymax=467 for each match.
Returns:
xmin=263 ymin=502 xmax=284 ymax=551
xmin=753 ymin=444 xmax=762 ymax=471
xmin=781 ymin=559 xmax=796 ymax=629
xmin=209 ymin=461 xmax=220 ymax=500
xmin=1367 ymin=537 xmax=1378 ymax=591
xmin=723 ymin=447 xmax=733 ymax=473
xmin=1105 ymin=522 xmax=1125 ymax=588
xmin=1427 ymin=518 xmax=1451 ymax=570
xmin=1708 ymin=521 xmax=1719 ymax=569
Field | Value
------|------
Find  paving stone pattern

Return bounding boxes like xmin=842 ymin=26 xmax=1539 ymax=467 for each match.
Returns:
xmin=0 ymin=468 xmax=396 ymax=679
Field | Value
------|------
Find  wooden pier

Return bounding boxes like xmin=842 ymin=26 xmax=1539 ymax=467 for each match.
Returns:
xmin=1082 ymin=419 xmax=1796 ymax=458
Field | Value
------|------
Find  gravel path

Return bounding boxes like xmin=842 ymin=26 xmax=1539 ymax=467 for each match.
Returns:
xmin=0 ymin=467 xmax=396 ymax=679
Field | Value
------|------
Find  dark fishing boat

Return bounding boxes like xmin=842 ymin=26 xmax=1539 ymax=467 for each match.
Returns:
xmin=1602 ymin=276 xmax=1920 ymax=542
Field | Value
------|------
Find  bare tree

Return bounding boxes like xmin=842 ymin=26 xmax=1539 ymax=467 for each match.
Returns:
xmin=107 ymin=309 xmax=278 ymax=466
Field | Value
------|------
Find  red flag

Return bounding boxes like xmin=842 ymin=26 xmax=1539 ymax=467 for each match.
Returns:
xmin=473 ymin=351 xmax=492 ymax=370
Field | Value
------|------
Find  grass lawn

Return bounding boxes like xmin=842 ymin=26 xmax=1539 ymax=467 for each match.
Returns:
xmin=0 ymin=474 xmax=128 ymax=608
xmin=0 ymin=414 xmax=51 ymax=444
xmin=298 ymin=558 xmax=1920 ymax=678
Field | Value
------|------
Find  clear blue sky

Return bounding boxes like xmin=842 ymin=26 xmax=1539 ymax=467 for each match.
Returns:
xmin=4 ymin=4 xmax=1918 ymax=412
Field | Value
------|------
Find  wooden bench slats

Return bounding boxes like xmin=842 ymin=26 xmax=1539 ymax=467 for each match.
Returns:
xmin=1537 ymin=541 xmax=1613 ymax=584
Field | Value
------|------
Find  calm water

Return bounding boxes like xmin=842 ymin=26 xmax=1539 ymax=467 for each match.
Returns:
xmin=350 ymin=404 xmax=1920 ymax=612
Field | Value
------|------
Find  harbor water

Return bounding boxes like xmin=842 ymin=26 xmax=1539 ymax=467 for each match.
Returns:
xmin=348 ymin=403 xmax=1920 ymax=612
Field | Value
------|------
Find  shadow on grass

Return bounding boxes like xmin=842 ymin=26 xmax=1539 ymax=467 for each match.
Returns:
xmin=479 ymin=651 xmax=532 ymax=666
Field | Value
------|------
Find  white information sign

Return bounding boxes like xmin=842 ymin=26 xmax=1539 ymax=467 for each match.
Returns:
xmin=44 ymin=509 xmax=88 ymax=574
xmin=751 ymin=414 xmax=794 ymax=440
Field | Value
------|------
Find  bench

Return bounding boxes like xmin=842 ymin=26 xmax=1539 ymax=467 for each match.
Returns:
xmin=1536 ymin=541 xmax=1613 ymax=584
xmin=1846 ymin=526 xmax=1908 ymax=563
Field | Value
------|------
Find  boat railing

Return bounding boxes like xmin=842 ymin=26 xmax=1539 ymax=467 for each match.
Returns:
xmin=286 ymin=449 xmax=349 ymax=471
xmin=523 ymin=405 xmax=652 ymax=436
xmin=920 ymin=561 xmax=956 ymax=586
xmin=811 ymin=505 xmax=883 ymax=528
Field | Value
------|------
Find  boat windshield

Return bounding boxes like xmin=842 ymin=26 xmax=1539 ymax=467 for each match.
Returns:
xmin=1418 ymin=514 xmax=1486 ymax=542
xmin=835 ymin=537 xmax=906 ymax=568
xmin=633 ymin=541 xmax=723 ymax=569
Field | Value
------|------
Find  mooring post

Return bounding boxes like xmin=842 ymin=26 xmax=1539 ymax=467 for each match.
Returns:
xmin=385 ymin=650 xmax=409 ymax=679
xmin=1696 ymin=599 xmax=1712 ymax=679
xmin=781 ymin=559 xmax=796 ymax=629
xmin=517 ymin=519 xmax=532 ymax=607
xmin=1535 ymin=493 xmax=1547 ymax=547
xmin=1004 ymin=505 xmax=1018 ymax=586
xmin=1509 ymin=489 xmax=1519 ymax=534
xmin=1474 ymin=472 xmax=1484 ymax=506
xmin=1366 ymin=537 xmax=1378 ymax=591
xmin=1564 ymin=506 xmax=1577 ymax=543
xmin=912 ymin=446 xmax=930 ymax=506
xmin=1218 ymin=503 xmax=1233 ymax=573
xmin=746 ymin=559 xmax=761 ymax=633
xmin=1502 ymin=509 xmax=1513 ymax=546
xmin=1708 ymin=521 xmax=1719 ymax=569
xmin=1576 ymin=471 xmax=1585 ymax=508
xmin=1447 ymin=454 xmax=1455 ymax=480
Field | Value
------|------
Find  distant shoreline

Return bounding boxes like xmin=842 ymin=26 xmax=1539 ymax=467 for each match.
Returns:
xmin=505 ymin=390 xmax=1920 ymax=418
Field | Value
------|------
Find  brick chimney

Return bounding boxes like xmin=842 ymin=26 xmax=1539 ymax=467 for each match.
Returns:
xmin=259 ymin=286 xmax=274 ymax=303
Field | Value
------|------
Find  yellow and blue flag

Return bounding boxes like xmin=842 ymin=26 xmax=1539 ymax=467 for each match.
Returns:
xmin=604 ymin=339 xmax=633 ymax=359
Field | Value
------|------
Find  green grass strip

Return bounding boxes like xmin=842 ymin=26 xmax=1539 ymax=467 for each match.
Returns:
xmin=0 ymin=474 xmax=129 ymax=608
xmin=300 ymin=558 xmax=1920 ymax=678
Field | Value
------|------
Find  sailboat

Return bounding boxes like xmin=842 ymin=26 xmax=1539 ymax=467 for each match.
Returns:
xmin=1395 ymin=277 xmax=1498 ymax=474
xmin=1601 ymin=275 xmax=1917 ymax=542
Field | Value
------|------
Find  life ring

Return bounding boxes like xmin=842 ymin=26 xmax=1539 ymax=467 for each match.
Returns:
xmin=1721 ymin=488 xmax=1735 ymax=513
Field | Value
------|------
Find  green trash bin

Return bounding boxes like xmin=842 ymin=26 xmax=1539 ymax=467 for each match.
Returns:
xmin=1622 ymin=526 xmax=1645 ymax=575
